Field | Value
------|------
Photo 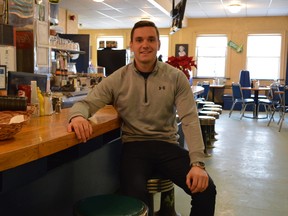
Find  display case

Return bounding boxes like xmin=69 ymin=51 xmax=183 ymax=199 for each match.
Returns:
xmin=5 ymin=0 xmax=50 ymax=74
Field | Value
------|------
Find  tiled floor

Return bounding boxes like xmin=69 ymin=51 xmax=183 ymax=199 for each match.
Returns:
xmin=155 ymin=110 xmax=288 ymax=216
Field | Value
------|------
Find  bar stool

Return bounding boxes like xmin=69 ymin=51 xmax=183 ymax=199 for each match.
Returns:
xmin=204 ymin=105 xmax=222 ymax=135
xmin=198 ymin=110 xmax=219 ymax=119
xmin=196 ymin=101 xmax=214 ymax=109
xmin=202 ymin=107 xmax=223 ymax=114
xmin=147 ymin=178 xmax=180 ymax=216
xmin=73 ymin=194 xmax=148 ymax=216
xmin=198 ymin=110 xmax=219 ymax=143
xmin=198 ymin=116 xmax=216 ymax=156
xmin=203 ymin=104 xmax=222 ymax=109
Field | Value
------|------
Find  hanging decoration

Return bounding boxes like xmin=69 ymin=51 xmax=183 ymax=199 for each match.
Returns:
xmin=228 ymin=40 xmax=243 ymax=53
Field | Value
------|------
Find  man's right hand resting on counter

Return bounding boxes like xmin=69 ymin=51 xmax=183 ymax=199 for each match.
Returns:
xmin=67 ymin=116 xmax=93 ymax=143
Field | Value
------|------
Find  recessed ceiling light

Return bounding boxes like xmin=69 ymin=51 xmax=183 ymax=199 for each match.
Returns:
xmin=141 ymin=17 xmax=151 ymax=21
xmin=93 ymin=0 xmax=104 ymax=2
xmin=228 ymin=3 xmax=242 ymax=13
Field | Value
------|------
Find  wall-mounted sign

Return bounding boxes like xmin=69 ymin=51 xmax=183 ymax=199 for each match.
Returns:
xmin=0 ymin=65 xmax=6 ymax=89
xmin=228 ymin=40 xmax=243 ymax=53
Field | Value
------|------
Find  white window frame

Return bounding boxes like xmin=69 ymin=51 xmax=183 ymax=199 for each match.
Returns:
xmin=246 ymin=34 xmax=282 ymax=80
xmin=158 ymin=35 xmax=169 ymax=62
xmin=195 ymin=35 xmax=228 ymax=78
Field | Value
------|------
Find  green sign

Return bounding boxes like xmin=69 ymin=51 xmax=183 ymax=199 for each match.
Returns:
xmin=228 ymin=40 xmax=243 ymax=53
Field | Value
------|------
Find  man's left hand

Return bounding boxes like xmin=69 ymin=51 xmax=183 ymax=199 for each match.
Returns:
xmin=186 ymin=166 xmax=209 ymax=193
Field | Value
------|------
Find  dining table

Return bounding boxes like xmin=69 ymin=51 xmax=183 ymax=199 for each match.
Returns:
xmin=209 ymin=84 xmax=225 ymax=102
xmin=191 ymin=85 xmax=204 ymax=96
xmin=241 ymin=86 xmax=270 ymax=118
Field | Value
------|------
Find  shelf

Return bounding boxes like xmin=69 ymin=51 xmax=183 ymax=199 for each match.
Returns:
xmin=51 ymin=47 xmax=86 ymax=55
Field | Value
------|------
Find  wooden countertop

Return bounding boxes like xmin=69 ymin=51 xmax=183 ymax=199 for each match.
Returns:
xmin=0 ymin=105 xmax=121 ymax=172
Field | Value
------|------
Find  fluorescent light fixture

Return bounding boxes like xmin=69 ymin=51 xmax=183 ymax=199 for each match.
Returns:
xmin=228 ymin=3 xmax=242 ymax=13
xmin=147 ymin=0 xmax=170 ymax=16
xmin=93 ymin=0 xmax=104 ymax=2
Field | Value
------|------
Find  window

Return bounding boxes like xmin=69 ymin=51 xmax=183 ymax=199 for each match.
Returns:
xmin=195 ymin=35 xmax=228 ymax=78
xmin=158 ymin=35 xmax=169 ymax=62
xmin=246 ymin=34 xmax=281 ymax=80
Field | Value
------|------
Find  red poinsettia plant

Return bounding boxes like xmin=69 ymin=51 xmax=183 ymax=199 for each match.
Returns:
xmin=166 ymin=55 xmax=197 ymax=80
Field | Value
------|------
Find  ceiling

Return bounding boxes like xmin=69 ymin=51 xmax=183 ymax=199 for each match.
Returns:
xmin=58 ymin=0 xmax=288 ymax=30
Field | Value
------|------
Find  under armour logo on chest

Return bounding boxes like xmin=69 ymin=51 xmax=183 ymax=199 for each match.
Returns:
xmin=159 ymin=86 xmax=166 ymax=90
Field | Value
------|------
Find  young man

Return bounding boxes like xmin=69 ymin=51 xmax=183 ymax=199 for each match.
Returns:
xmin=67 ymin=21 xmax=216 ymax=215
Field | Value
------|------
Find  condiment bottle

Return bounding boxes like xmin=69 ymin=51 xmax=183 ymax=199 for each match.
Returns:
xmin=37 ymin=87 xmax=44 ymax=116
xmin=31 ymin=80 xmax=39 ymax=116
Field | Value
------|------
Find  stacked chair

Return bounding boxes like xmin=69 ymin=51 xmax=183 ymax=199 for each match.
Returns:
xmin=258 ymin=83 xmax=282 ymax=119
xmin=267 ymin=85 xmax=288 ymax=132
xmin=278 ymin=85 xmax=288 ymax=131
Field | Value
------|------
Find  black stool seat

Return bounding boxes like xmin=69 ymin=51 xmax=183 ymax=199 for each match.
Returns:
xmin=73 ymin=194 xmax=148 ymax=216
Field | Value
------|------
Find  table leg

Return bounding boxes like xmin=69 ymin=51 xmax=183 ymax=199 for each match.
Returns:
xmin=254 ymin=90 xmax=259 ymax=118
xmin=211 ymin=88 xmax=215 ymax=102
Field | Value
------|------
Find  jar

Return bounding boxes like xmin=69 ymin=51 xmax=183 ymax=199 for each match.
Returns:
xmin=55 ymin=99 xmax=62 ymax=114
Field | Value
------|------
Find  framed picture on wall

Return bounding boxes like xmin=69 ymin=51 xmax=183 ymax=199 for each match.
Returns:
xmin=175 ymin=44 xmax=188 ymax=57
xmin=0 ymin=65 xmax=6 ymax=89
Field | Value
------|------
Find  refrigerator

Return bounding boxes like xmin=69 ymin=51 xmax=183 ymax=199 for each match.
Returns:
xmin=97 ymin=49 xmax=127 ymax=77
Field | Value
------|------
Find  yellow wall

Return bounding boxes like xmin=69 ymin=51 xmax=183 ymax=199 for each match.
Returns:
xmin=79 ymin=16 xmax=288 ymax=87
xmin=78 ymin=28 xmax=170 ymax=70
xmin=58 ymin=8 xmax=79 ymax=34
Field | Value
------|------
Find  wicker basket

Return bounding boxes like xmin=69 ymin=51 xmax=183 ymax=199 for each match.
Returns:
xmin=0 ymin=110 xmax=32 ymax=141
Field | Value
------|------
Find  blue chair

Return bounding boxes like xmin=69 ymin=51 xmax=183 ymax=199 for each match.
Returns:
xmin=239 ymin=70 xmax=251 ymax=98
xmin=229 ymin=82 xmax=255 ymax=119
xmin=239 ymin=70 xmax=266 ymax=99
xmin=196 ymin=82 xmax=214 ymax=109
xmin=258 ymin=84 xmax=282 ymax=118
xmin=268 ymin=85 xmax=288 ymax=131
xmin=198 ymin=83 xmax=210 ymax=101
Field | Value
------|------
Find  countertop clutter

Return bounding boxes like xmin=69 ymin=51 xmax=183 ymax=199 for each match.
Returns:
xmin=0 ymin=105 xmax=121 ymax=172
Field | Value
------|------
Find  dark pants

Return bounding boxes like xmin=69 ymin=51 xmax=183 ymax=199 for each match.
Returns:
xmin=119 ymin=141 xmax=216 ymax=216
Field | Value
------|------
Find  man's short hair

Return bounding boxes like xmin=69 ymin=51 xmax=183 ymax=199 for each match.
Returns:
xmin=130 ymin=21 xmax=160 ymax=42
